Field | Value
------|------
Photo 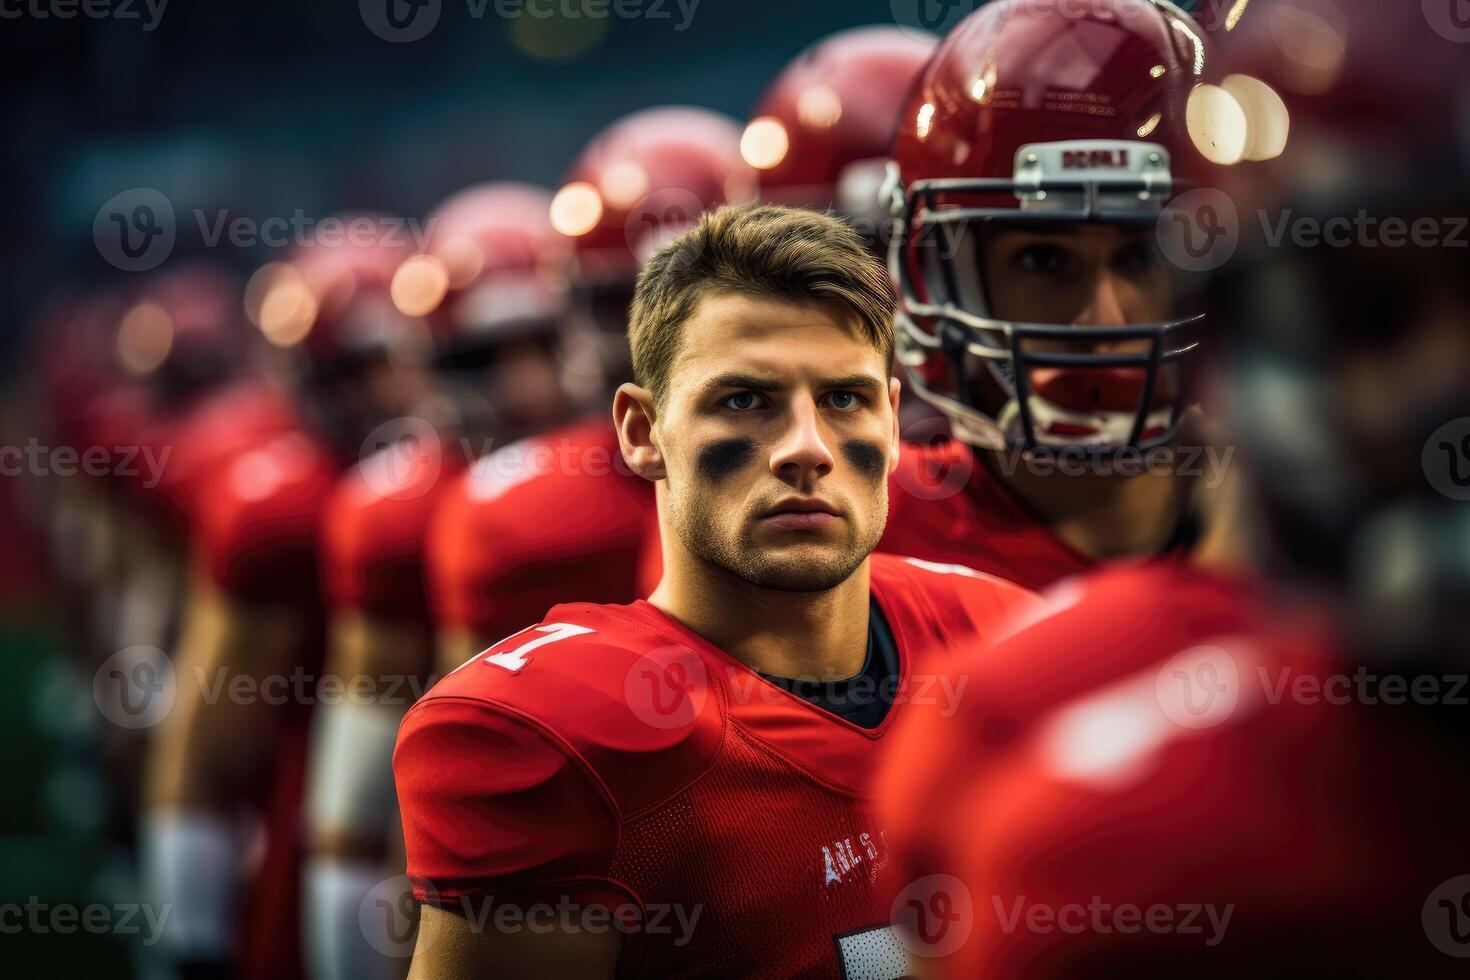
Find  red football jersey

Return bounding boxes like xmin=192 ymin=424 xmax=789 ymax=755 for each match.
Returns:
xmin=879 ymin=439 xmax=1095 ymax=590
xmin=878 ymin=561 xmax=1470 ymax=978
xmin=395 ymin=553 xmax=1041 ymax=978
xmin=636 ymin=439 xmax=1095 ymax=596
xmin=192 ymin=426 xmax=340 ymax=605
xmin=322 ymin=436 xmax=464 ymax=623
xmin=427 ymin=417 xmax=653 ymax=643
xmin=159 ymin=382 xmax=299 ymax=537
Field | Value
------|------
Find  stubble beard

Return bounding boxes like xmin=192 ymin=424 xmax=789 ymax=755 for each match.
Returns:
xmin=670 ymin=490 xmax=883 ymax=593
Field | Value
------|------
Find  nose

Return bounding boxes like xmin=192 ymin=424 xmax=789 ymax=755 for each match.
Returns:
xmin=1071 ymin=271 xmax=1149 ymax=355
xmin=768 ymin=396 xmax=835 ymax=490
xmin=1073 ymin=270 xmax=1129 ymax=329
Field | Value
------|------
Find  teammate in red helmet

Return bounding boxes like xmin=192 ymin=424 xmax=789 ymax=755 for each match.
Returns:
xmin=875 ymin=0 xmax=1235 ymax=590
xmin=396 ymin=203 xmax=1041 ymax=978
xmin=141 ymin=222 xmax=434 ymax=980
xmin=741 ymin=25 xmax=937 ymax=239
xmin=426 ymin=107 xmax=755 ymax=674
xmin=304 ymin=183 xmax=581 ymax=980
xmin=878 ymin=1 xmax=1470 ymax=975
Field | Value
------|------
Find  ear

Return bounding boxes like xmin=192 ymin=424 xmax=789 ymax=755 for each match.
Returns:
xmin=886 ymin=375 xmax=903 ymax=475
xmin=614 ymin=383 xmax=666 ymax=481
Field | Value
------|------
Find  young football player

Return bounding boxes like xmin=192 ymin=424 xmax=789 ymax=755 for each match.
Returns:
xmin=394 ymin=204 xmax=1041 ymax=978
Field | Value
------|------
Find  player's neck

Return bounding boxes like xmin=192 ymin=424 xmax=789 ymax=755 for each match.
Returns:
xmin=648 ymin=538 xmax=872 ymax=682
xmin=984 ymin=451 xmax=1192 ymax=560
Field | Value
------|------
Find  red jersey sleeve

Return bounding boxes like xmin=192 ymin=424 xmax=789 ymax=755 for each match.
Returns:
xmin=192 ymin=432 xmax=337 ymax=605
xmin=393 ymin=693 xmax=624 ymax=907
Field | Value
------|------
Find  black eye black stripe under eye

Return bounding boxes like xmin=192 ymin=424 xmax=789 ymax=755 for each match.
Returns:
xmin=696 ymin=438 xmax=756 ymax=482
xmin=841 ymin=440 xmax=886 ymax=479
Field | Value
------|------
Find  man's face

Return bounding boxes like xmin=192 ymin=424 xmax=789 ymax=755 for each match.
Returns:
xmin=483 ymin=336 xmax=570 ymax=433
xmin=654 ymin=292 xmax=899 ymax=592
xmin=969 ymin=222 xmax=1190 ymax=437
xmin=980 ymin=223 xmax=1175 ymax=333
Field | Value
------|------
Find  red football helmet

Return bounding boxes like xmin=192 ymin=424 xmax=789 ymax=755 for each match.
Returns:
xmin=393 ymin=182 xmax=580 ymax=433
xmin=392 ymin=182 xmax=570 ymax=356
xmin=115 ymin=262 xmax=247 ymax=404
xmin=552 ymin=105 xmax=753 ymax=299
xmin=743 ymin=26 xmax=937 ymax=229
xmin=889 ymin=0 xmax=1223 ymax=456
xmin=245 ymin=218 xmax=427 ymax=373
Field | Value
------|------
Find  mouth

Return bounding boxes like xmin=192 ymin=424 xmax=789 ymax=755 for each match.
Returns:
xmin=758 ymin=497 xmax=843 ymax=532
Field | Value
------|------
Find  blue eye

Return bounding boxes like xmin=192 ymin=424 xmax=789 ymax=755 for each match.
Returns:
xmin=723 ymin=392 xmax=762 ymax=411
xmin=827 ymin=391 xmax=861 ymax=410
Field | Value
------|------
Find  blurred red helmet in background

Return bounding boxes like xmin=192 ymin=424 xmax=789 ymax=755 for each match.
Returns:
xmin=245 ymin=218 xmax=426 ymax=373
xmin=742 ymin=25 xmax=937 ymax=226
xmin=391 ymin=182 xmax=569 ymax=357
xmin=114 ymin=261 xmax=246 ymax=404
xmin=550 ymin=106 xmax=754 ymax=289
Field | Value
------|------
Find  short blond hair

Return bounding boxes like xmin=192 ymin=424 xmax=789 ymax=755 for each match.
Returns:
xmin=628 ymin=203 xmax=896 ymax=407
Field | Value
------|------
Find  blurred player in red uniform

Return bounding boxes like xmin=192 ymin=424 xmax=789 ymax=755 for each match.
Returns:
xmin=425 ymin=106 xmax=755 ymax=673
xmin=141 ymin=223 xmax=434 ymax=980
xmin=303 ymin=183 xmax=580 ymax=980
xmin=99 ymin=264 xmax=255 ymax=651
xmin=875 ymin=0 xmax=1233 ymax=589
xmin=879 ymin=1 xmax=1470 ymax=975
xmin=54 ymin=265 xmax=263 ymax=831
xmin=396 ymin=203 xmax=1040 ymax=979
